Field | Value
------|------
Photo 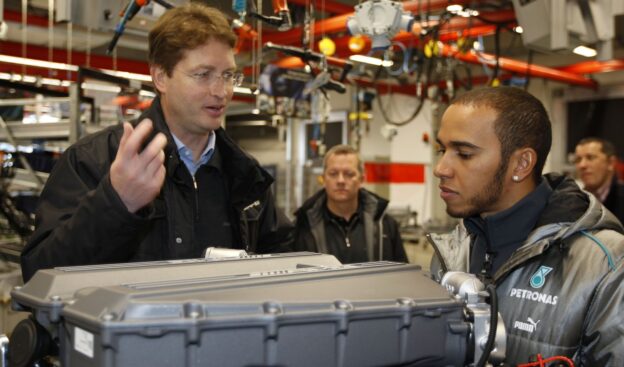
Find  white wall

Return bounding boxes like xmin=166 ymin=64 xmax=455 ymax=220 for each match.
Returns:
xmin=359 ymin=93 xmax=439 ymax=225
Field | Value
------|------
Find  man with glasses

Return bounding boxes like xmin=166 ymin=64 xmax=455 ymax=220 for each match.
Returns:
xmin=292 ymin=145 xmax=407 ymax=264
xmin=21 ymin=4 xmax=293 ymax=281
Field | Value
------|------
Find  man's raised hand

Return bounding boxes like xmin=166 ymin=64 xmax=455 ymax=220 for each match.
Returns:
xmin=110 ymin=119 xmax=168 ymax=213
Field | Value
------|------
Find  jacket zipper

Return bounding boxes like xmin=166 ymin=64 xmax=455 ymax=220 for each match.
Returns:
xmin=378 ymin=207 xmax=387 ymax=260
xmin=241 ymin=200 xmax=261 ymax=252
xmin=192 ymin=175 xmax=199 ymax=222
xmin=425 ymin=233 xmax=448 ymax=273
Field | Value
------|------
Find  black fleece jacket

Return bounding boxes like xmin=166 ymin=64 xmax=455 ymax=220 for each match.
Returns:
xmin=21 ymin=98 xmax=293 ymax=281
xmin=293 ymin=188 xmax=407 ymax=263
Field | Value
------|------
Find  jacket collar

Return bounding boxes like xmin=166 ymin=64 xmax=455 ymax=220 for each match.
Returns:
xmin=296 ymin=188 xmax=389 ymax=220
xmin=139 ymin=97 xmax=273 ymax=205
xmin=430 ymin=172 xmax=624 ymax=281
xmin=464 ymin=178 xmax=552 ymax=253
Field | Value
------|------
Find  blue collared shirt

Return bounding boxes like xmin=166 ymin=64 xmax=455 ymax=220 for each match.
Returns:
xmin=171 ymin=131 xmax=215 ymax=176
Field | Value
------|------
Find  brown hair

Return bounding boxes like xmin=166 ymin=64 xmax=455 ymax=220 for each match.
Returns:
xmin=451 ymin=86 xmax=552 ymax=183
xmin=576 ymin=137 xmax=616 ymax=158
xmin=323 ymin=144 xmax=364 ymax=175
xmin=148 ymin=3 xmax=237 ymax=76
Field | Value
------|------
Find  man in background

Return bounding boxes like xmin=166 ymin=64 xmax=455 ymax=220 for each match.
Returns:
xmin=575 ymin=137 xmax=624 ymax=224
xmin=21 ymin=3 xmax=293 ymax=282
xmin=293 ymin=145 xmax=407 ymax=264
xmin=429 ymin=86 xmax=623 ymax=366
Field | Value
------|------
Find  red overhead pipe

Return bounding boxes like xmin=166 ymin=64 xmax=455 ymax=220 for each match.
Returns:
xmin=556 ymin=60 xmax=624 ymax=74
xmin=258 ymin=0 xmax=481 ymax=49
xmin=0 ymin=40 xmax=150 ymax=75
xmin=441 ymin=44 xmax=598 ymax=89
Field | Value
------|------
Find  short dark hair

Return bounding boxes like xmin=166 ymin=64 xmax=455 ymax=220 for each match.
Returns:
xmin=148 ymin=3 xmax=237 ymax=76
xmin=451 ymin=86 xmax=552 ymax=182
xmin=323 ymin=144 xmax=364 ymax=174
xmin=576 ymin=137 xmax=616 ymax=158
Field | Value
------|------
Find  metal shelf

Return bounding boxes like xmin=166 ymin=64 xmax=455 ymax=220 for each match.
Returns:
xmin=0 ymin=121 xmax=73 ymax=140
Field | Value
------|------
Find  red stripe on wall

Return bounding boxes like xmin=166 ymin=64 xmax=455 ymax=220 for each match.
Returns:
xmin=364 ymin=162 xmax=425 ymax=184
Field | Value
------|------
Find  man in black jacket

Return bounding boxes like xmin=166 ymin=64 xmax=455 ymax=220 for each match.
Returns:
xmin=575 ymin=137 xmax=624 ymax=224
xmin=21 ymin=4 xmax=293 ymax=282
xmin=293 ymin=145 xmax=407 ymax=264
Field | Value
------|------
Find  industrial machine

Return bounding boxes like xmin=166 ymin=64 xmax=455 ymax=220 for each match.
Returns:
xmin=3 ymin=252 xmax=504 ymax=367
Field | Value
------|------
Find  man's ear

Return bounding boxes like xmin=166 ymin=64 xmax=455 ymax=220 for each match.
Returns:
xmin=608 ymin=155 xmax=617 ymax=172
xmin=511 ymin=148 xmax=537 ymax=182
xmin=317 ymin=175 xmax=325 ymax=186
xmin=150 ymin=65 xmax=167 ymax=94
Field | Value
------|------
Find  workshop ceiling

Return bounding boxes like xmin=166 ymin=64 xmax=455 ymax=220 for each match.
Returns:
xmin=1 ymin=0 xmax=624 ymax=89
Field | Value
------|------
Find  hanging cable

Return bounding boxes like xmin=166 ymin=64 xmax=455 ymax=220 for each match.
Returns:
xmin=374 ymin=53 xmax=430 ymax=127
xmin=524 ymin=49 xmax=533 ymax=91
xmin=490 ymin=25 xmax=501 ymax=86
xmin=475 ymin=284 xmax=498 ymax=367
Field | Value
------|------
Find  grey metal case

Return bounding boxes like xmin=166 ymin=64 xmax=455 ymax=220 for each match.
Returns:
xmin=12 ymin=253 xmax=469 ymax=367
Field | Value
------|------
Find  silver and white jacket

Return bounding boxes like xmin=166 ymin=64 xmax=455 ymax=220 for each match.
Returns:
xmin=429 ymin=173 xmax=624 ymax=366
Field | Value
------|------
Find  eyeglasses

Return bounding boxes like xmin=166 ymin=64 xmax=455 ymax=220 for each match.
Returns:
xmin=184 ymin=70 xmax=244 ymax=88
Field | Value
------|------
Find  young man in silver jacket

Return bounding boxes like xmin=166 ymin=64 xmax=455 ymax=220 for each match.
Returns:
xmin=430 ymin=86 xmax=623 ymax=366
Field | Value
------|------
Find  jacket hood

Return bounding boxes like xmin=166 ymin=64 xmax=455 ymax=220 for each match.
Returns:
xmin=140 ymin=97 xmax=274 ymax=206
xmin=295 ymin=188 xmax=389 ymax=221
xmin=532 ymin=173 xmax=624 ymax=244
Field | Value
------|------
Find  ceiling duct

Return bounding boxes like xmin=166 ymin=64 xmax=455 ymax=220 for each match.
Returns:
xmin=511 ymin=0 xmax=624 ymax=60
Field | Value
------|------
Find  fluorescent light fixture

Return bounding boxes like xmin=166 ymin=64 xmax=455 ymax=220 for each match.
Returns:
xmin=139 ymin=90 xmax=156 ymax=98
xmin=103 ymin=70 xmax=152 ymax=82
xmin=41 ymin=78 xmax=63 ymax=86
xmin=349 ymin=54 xmax=393 ymax=67
xmin=446 ymin=4 xmax=463 ymax=13
xmin=234 ymin=86 xmax=254 ymax=95
xmin=0 ymin=72 xmax=69 ymax=87
xmin=513 ymin=26 xmax=523 ymax=34
xmin=573 ymin=45 xmax=597 ymax=58
xmin=81 ymin=82 xmax=122 ymax=93
xmin=447 ymin=5 xmax=478 ymax=17
xmin=0 ymin=54 xmax=79 ymax=71
xmin=21 ymin=75 xmax=38 ymax=83
xmin=0 ymin=55 xmax=153 ymax=83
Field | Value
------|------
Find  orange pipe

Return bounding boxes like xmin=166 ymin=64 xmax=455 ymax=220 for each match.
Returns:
xmin=259 ymin=0 xmax=482 ymax=49
xmin=557 ymin=60 xmax=624 ymax=74
xmin=441 ymin=44 xmax=598 ymax=88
